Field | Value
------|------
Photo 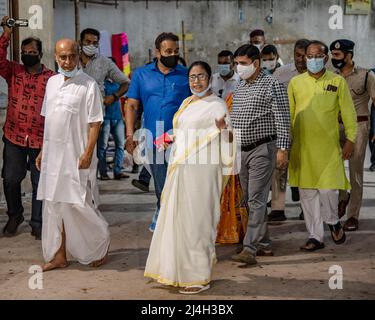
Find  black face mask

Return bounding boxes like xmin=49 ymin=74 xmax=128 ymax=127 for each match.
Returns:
xmin=331 ymin=56 xmax=347 ymax=70
xmin=21 ymin=54 xmax=40 ymax=67
xmin=160 ymin=54 xmax=179 ymax=69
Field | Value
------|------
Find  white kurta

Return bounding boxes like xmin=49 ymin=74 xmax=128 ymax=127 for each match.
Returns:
xmin=37 ymin=70 xmax=110 ymax=264
xmin=144 ymin=94 xmax=234 ymax=287
xmin=37 ymin=70 xmax=103 ymax=206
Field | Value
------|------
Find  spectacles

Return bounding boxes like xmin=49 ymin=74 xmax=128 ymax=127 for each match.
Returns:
xmin=189 ymin=73 xmax=208 ymax=81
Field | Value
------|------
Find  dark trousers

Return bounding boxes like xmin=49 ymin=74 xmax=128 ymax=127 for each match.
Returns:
xmin=2 ymin=137 xmax=42 ymax=230
xmin=139 ymin=166 xmax=151 ymax=186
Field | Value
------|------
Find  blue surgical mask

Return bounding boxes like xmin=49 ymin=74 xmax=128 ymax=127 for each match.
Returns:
xmin=58 ymin=66 xmax=79 ymax=78
xmin=218 ymin=64 xmax=231 ymax=77
xmin=191 ymin=84 xmax=212 ymax=98
xmin=306 ymin=58 xmax=325 ymax=74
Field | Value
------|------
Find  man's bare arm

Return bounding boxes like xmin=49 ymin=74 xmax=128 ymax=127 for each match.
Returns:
xmin=36 ymin=146 xmax=43 ymax=171
xmin=103 ymin=82 xmax=129 ymax=106
xmin=125 ymin=98 xmax=140 ymax=154
xmin=79 ymin=121 xmax=101 ymax=169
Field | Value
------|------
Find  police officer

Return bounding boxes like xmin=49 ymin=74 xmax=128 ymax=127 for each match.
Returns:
xmin=330 ymin=39 xmax=375 ymax=231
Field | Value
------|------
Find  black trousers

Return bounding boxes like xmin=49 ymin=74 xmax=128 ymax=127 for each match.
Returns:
xmin=2 ymin=137 xmax=42 ymax=230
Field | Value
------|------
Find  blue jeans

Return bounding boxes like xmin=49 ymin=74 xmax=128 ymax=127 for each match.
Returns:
xmin=148 ymin=148 xmax=168 ymax=231
xmin=370 ymin=105 xmax=375 ymax=165
xmin=98 ymin=119 xmax=125 ymax=176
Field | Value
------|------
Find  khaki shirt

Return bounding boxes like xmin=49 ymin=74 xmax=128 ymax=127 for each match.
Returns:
xmin=339 ymin=66 xmax=375 ymax=117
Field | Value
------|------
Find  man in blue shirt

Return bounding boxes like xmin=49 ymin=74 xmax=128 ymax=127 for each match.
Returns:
xmin=97 ymin=77 xmax=128 ymax=180
xmin=125 ymin=32 xmax=190 ymax=232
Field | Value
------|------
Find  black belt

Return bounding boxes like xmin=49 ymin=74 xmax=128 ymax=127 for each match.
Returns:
xmin=241 ymin=135 xmax=277 ymax=152
xmin=339 ymin=116 xmax=368 ymax=124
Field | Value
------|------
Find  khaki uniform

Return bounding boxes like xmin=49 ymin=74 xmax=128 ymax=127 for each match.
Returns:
xmin=339 ymin=66 xmax=375 ymax=219
xmin=271 ymin=64 xmax=300 ymax=211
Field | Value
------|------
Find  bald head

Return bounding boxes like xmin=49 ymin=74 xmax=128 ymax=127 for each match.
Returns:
xmin=55 ymin=38 xmax=79 ymax=54
xmin=55 ymin=38 xmax=79 ymax=73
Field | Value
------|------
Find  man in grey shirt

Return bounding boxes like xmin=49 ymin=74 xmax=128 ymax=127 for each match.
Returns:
xmin=80 ymin=28 xmax=130 ymax=179
xmin=80 ymin=28 xmax=129 ymax=107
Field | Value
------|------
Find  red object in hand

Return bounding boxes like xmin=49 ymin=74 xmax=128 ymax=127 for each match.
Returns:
xmin=154 ymin=133 xmax=173 ymax=149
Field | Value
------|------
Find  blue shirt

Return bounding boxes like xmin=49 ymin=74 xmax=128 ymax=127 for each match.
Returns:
xmin=104 ymin=80 xmax=123 ymax=120
xmin=127 ymin=61 xmax=190 ymax=143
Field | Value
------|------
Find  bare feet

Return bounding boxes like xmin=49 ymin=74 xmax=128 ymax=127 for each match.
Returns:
xmin=89 ymin=251 xmax=108 ymax=268
xmin=42 ymin=259 xmax=69 ymax=272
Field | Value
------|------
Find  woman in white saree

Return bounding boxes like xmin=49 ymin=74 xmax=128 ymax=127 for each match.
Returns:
xmin=144 ymin=61 xmax=235 ymax=294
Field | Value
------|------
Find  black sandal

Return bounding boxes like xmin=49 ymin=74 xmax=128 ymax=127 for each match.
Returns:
xmin=300 ymin=238 xmax=325 ymax=251
xmin=328 ymin=222 xmax=346 ymax=245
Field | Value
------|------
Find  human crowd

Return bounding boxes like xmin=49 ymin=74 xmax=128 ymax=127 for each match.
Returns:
xmin=1 ymin=17 xmax=375 ymax=294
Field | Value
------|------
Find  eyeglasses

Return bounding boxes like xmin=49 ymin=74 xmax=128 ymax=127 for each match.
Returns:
xmin=189 ymin=73 xmax=209 ymax=81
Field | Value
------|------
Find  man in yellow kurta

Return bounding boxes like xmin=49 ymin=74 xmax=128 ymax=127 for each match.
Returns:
xmin=288 ymin=40 xmax=357 ymax=251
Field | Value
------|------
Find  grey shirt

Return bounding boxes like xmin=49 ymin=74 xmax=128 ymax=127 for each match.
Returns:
xmin=81 ymin=54 xmax=130 ymax=97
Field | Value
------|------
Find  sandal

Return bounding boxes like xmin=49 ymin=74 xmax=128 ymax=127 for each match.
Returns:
xmin=300 ymin=238 xmax=325 ymax=251
xmin=179 ymin=284 xmax=210 ymax=295
xmin=328 ymin=222 xmax=346 ymax=245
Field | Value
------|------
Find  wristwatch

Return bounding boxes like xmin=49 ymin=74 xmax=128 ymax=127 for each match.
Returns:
xmin=112 ymin=93 xmax=120 ymax=101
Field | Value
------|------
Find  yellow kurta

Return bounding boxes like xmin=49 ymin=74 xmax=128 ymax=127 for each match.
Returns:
xmin=288 ymin=70 xmax=357 ymax=190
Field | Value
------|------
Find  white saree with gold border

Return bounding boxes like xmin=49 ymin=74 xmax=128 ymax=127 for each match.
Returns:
xmin=144 ymin=94 xmax=235 ymax=287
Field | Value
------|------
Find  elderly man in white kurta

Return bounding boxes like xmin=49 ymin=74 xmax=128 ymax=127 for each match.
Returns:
xmin=36 ymin=39 xmax=110 ymax=272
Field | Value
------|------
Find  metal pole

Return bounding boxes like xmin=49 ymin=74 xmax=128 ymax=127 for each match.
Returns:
xmin=181 ymin=20 xmax=186 ymax=62
xmin=11 ymin=0 xmax=19 ymax=62
xmin=74 ymin=0 xmax=80 ymax=42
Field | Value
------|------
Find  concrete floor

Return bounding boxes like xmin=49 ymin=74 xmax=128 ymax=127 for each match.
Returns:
xmin=0 ymin=110 xmax=374 ymax=299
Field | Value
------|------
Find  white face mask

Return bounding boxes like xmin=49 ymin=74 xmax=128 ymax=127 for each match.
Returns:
xmin=262 ymin=59 xmax=277 ymax=72
xmin=254 ymin=43 xmax=264 ymax=52
xmin=191 ymin=84 xmax=212 ymax=98
xmin=58 ymin=66 xmax=79 ymax=78
xmin=237 ymin=63 xmax=257 ymax=80
xmin=82 ymin=45 xmax=99 ymax=57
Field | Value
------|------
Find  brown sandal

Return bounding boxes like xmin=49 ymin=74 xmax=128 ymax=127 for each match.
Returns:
xmin=300 ymin=238 xmax=325 ymax=251
xmin=328 ymin=222 xmax=346 ymax=244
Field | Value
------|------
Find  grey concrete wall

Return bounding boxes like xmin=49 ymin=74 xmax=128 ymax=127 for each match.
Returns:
xmin=18 ymin=0 xmax=55 ymax=70
xmin=54 ymin=0 xmax=375 ymax=70
xmin=0 ymin=0 xmax=55 ymax=109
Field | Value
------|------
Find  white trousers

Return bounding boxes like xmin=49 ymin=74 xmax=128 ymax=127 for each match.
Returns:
xmin=42 ymin=187 xmax=110 ymax=265
xmin=299 ymin=189 xmax=339 ymax=243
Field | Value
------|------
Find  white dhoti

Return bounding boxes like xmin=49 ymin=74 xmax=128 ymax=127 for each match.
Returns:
xmin=299 ymin=189 xmax=339 ymax=243
xmin=42 ymin=185 xmax=110 ymax=264
xmin=38 ymin=71 xmax=110 ymax=265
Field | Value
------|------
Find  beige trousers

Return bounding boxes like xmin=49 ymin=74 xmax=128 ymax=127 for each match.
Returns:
xmin=271 ymin=167 xmax=288 ymax=211
xmin=339 ymin=121 xmax=369 ymax=219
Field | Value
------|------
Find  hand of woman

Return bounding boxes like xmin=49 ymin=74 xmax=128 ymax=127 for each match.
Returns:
xmin=215 ymin=116 xmax=227 ymax=130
